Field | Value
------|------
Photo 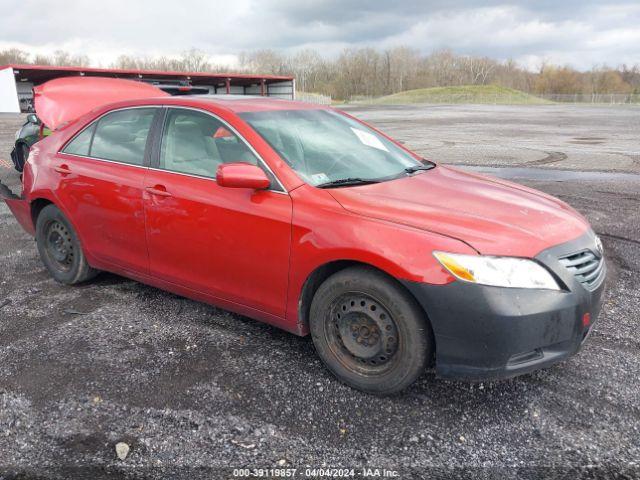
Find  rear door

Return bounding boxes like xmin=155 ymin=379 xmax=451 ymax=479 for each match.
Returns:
xmin=142 ymin=107 xmax=292 ymax=317
xmin=55 ymin=107 xmax=159 ymax=274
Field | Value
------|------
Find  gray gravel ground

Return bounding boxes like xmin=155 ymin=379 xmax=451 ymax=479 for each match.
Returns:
xmin=343 ymin=104 xmax=640 ymax=174
xmin=0 ymin=107 xmax=639 ymax=479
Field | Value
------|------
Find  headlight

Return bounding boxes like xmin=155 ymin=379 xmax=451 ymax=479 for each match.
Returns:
xmin=594 ymin=235 xmax=604 ymax=257
xmin=433 ymin=251 xmax=561 ymax=290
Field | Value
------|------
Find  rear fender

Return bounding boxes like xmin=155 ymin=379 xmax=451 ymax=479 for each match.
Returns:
xmin=23 ymin=189 xmax=99 ymax=268
xmin=4 ymin=197 xmax=35 ymax=236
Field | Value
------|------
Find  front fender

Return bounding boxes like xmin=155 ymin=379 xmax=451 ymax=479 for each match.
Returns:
xmin=284 ymin=185 xmax=477 ymax=331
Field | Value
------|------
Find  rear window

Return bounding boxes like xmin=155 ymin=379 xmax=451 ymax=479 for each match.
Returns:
xmin=62 ymin=108 xmax=156 ymax=166
xmin=63 ymin=124 xmax=95 ymax=156
xmin=91 ymin=109 xmax=156 ymax=165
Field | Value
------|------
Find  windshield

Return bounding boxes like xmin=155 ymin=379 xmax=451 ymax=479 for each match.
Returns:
xmin=239 ymin=109 xmax=423 ymax=186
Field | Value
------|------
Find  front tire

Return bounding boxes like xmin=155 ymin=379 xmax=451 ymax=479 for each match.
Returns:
xmin=35 ymin=205 xmax=98 ymax=285
xmin=310 ymin=266 xmax=432 ymax=395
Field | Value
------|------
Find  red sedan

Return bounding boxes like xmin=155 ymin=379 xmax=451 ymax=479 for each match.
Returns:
xmin=4 ymin=78 xmax=606 ymax=394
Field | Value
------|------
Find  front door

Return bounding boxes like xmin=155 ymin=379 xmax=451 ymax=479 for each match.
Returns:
xmin=55 ymin=107 xmax=158 ymax=274
xmin=143 ymin=108 xmax=292 ymax=317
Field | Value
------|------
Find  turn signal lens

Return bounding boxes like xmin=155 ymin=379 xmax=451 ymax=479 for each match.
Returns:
xmin=433 ymin=251 xmax=561 ymax=290
xmin=432 ymin=252 xmax=475 ymax=282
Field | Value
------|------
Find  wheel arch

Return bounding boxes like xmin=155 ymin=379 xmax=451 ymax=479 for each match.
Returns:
xmin=30 ymin=197 xmax=55 ymax=228
xmin=29 ymin=197 xmax=89 ymax=258
xmin=32 ymin=197 xmax=99 ymax=285
xmin=297 ymin=259 xmax=435 ymax=355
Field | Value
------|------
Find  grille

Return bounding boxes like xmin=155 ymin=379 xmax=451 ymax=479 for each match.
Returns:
xmin=558 ymin=250 xmax=605 ymax=290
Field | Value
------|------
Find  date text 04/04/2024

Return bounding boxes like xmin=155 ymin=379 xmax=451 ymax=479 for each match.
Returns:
xmin=231 ymin=468 xmax=400 ymax=477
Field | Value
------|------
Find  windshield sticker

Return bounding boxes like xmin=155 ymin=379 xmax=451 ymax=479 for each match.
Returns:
xmin=311 ymin=173 xmax=330 ymax=184
xmin=350 ymin=127 xmax=389 ymax=152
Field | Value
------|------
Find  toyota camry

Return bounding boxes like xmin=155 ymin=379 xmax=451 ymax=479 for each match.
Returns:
xmin=3 ymin=77 xmax=606 ymax=394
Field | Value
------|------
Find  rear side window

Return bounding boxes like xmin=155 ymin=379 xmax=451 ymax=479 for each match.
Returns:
xmin=90 ymin=108 xmax=156 ymax=166
xmin=63 ymin=124 xmax=95 ymax=156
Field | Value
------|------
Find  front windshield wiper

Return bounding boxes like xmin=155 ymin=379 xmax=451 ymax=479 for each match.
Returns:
xmin=316 ymin=177 xmax=381 ymax=189
xmin=404 ymin=161 xmax=436 ymax=174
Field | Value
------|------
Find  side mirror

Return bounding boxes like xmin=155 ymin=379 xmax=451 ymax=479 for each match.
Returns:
xmin=216 ymin=163 xmax=271 ymax=190
xmin=26 ymin=113 xmax=39 ymax=125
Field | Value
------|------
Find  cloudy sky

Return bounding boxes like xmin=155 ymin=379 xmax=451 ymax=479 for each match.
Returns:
xmin=1 ymin=0 xmax=639 ymax=70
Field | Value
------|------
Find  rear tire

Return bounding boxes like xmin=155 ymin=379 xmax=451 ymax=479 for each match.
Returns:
xmin=35 ymin=204 xmax=98 ymax=285
xmin=310 ymin=266 xmax=432 ymax=395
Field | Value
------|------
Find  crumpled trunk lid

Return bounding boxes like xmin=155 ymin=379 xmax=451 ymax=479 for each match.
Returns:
xmin=34 ymin=77 xmax=168 ymax=130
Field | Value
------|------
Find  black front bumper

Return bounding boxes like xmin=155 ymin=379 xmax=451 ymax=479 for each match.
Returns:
xmin=403 ymin=231 xmax=606 ymax=380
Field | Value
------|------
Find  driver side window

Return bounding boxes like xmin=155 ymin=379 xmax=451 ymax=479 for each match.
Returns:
xmin=159 ymin=109 xmax=258 ymax=178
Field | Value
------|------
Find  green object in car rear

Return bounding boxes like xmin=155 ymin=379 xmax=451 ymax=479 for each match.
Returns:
xmin=10 ymin=116 xmax=51 ymax=172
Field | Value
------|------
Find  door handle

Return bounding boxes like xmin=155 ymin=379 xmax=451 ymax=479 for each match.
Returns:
xmin=145 ymin=185 xmax=172 ymax=197
xmin=54 ymin=164 xmax=72 ymax=175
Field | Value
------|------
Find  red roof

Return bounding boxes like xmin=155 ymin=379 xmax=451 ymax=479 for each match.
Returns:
xmin=1 ymin=64 xmax=293 ymax=85
xmin=190 ymin=96 xmax=325 ymax=113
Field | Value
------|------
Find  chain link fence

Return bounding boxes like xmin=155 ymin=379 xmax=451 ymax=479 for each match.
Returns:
xmin=295 ymin=92 xmax=332 ymax=105
xmin=344 ymin=92 xmax=640 ymax=105
xmin=255 ymin=91 xmax=640 ymax=106
xmin=537 ymin=93 xmax=640 ymax=104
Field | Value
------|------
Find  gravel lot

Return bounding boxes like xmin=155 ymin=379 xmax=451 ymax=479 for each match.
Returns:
xmin=343 ymin=104 xmax=640 ymax=174
xmin=0 ymin=106 xmax=639 ymax=479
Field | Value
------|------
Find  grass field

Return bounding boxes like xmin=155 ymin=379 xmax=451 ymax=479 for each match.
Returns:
xmin=358 ymin=85 xmax=551 ymax=105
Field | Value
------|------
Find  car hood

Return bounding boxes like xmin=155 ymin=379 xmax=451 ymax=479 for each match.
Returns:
xmin=327 ymin=165 xmax=589 ymax=257
xmin=34 ymin=77 xmax=169 ymax=130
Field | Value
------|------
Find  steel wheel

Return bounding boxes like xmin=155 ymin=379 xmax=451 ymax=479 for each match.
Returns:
xmin=35 ymin=204 xmax=98 ymax=285
xmin=310 ymin=266 xmax=432 ymax=394
xmin=326 ymin=292 xmax=400 ymax=375
xmin=43 ymin=220 xmax=75 ymax=272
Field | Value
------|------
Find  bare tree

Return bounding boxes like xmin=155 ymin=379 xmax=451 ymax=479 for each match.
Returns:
xmin=386 ymin=47 xmax=420 ymax=93
xmin=1 ymin=46 xmax=635 ymax=100
xmin=620 ymin=64 xmax=640 ymax=92
xmin=587 ymin=65 xmax=632 ymax=98
xmin=179 ymin=49 xmax=211 ymax=72
xmin=0 ymin=48 xmax=30 ymax=64
xmin=239 ymin=49 xmax=288 ymax=75
xmin=288 ymin=49 xmax=324 ymax=92
xmin=466 ymin=56 xmax=496 ymax=85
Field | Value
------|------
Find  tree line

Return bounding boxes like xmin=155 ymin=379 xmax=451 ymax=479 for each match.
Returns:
xmin=2 ymin=46 xmax=639 ymax=100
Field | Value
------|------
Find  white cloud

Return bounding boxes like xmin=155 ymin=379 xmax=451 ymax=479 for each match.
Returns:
xmin=0 ymin=0 xmax=638 ymax=70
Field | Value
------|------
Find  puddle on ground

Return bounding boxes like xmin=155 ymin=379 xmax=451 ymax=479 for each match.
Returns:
xmin=458 ymin=165 xmax=640 ymax=183
xmin=569 ymin=140 xmax=605 ymax=145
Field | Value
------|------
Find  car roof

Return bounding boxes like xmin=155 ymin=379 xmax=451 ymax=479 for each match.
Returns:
xmin=35 ymin=77 xmax=326 ymax=130
xmin=156 ymin=95 xmax=329 ymax=113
